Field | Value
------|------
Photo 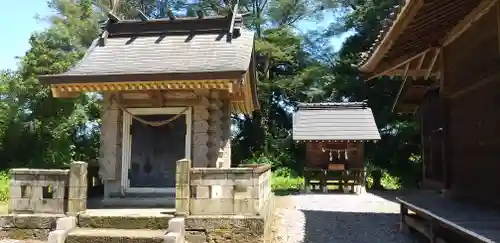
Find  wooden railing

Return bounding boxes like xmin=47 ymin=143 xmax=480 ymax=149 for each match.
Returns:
xmin=304 ymin=167 xmax=366 ymax=194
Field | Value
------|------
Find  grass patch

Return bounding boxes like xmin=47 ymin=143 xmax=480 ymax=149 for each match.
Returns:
xmin=0 ymin=171 xmax=9 ymax=202
xmin=271 ymin=175 xmax=303 ymax=196
xmin=0 ymin=171 xmax=9 ymax=214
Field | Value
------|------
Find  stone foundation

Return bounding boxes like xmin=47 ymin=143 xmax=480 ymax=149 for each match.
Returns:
xmin=184 ymin=215 xmax=265 ymax=243
xmin=176 ymin=161 xmax=274 ymax=243
xmin=0 ymin=214 xmax=63 ymax=240
xmin=2 ymin=162 xmax=87 ymax=241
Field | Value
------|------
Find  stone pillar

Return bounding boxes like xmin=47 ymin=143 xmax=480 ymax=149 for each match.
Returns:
xmin=176 ymin=159 xmax=191 ymax=216
xmin=99 ymin=93 xmax=119 ymax=181
xmin=208 ymin=91 xmax=224 ymax=168
xmin=219 ymin=99 xmax=232 ymax=168
xmin=68 ymin=161 xmax=88 ymax=215
xmin=192 ymin=92 xmax=210 ymax=167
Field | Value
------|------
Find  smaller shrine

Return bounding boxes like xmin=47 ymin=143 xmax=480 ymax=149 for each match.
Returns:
xmin=292 ymin=102 xmax=380 ymax=194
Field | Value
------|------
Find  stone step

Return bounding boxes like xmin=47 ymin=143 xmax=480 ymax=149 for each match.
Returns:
xmin=92 ymin=197 xmax=175 ymax=208
xmin=78 ymin=208 xmax=175 ymax=229
xmin=66 ymin=228 xmax=167 ymax=243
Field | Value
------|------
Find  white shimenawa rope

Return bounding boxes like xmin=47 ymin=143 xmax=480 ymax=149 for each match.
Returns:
xmin=103 ymin=94 xmax=189 ymax=127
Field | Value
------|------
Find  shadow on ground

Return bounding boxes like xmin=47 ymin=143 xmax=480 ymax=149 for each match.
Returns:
xmin=300 ymin=209 xmax=419 ymax=243
xmin=368 ymin=189 xmax=424 ymax=204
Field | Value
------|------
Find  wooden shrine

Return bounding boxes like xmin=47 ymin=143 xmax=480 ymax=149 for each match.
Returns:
xmin=292 ymin=102 xmax=380 ymax=194
xmin=359 ymin=0 xmax=500 ymax=241
xmin=38 ymin=10 xmax=259 ymax=204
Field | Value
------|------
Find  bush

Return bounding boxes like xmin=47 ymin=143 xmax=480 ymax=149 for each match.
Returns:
xmin=271 ymin=175 xmax=303 ymax=191
xmin=0 ymin=171 xmax=9 ymax=202
xmin=365 ymin=169 xmax=401 ymax=190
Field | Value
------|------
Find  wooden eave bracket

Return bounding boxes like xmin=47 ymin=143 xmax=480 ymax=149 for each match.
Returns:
xmin=360 ymin=0 xmax=424 ymax=74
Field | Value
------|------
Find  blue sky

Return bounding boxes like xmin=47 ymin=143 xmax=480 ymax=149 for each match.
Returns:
xmin=0 ymin=2 xmax=351 ymax=70
xmin=0 ymin=1 xmax=51 ymax=70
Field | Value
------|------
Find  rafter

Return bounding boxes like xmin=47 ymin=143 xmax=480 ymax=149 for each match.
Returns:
xmin=360 ymin=0 xmax=425 ymax=73
xmin=442 ymin=0 xmax=499 ymax=46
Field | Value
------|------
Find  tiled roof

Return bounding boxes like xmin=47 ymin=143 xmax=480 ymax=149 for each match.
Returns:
xmin=358 ymin=2 xmax=405 ymax=67
xmin=39 ymin=16 xmax=255 ymax=83
xmin=293 ymin=102 xmax=381 ymax=141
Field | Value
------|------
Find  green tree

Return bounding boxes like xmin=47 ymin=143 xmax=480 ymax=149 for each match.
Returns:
xmin=0 ymin=0 xmax=102 ymax=168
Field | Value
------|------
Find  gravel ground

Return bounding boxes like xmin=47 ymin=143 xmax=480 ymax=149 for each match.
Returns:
xmin=274 ymin=192 xmax=418 ymax=243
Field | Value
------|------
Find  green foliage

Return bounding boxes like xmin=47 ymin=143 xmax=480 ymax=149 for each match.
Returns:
xmin=0 ymin=171 xmax=9 ymax=202
xmin=271 ymin=174 xmax=303 ymax=195
xmin=0 ymin=0 xmax=422 ymax=190
xmin=0 ymin=0 xmax=101 ymax=169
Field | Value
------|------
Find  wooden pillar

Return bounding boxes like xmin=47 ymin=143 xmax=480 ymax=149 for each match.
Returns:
xmin=303 ymin=168 xmax=311 ymax=193
xmin=442 ymin=98 xmax=451 ymax=190
xmin=420 ymin=105 xmax=426 ymax=187
xmin=439 ymin=46 xmax=452 ymax=191
xmin=399 ymin=203 xmax=409 ymax=232
xmin=321 ymin=169 xmax=328 ymax=193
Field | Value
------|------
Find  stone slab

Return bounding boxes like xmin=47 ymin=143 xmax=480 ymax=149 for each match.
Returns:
xmin=185 ymin=215 xmax=264 ymax=243
xmin=79 ymin=209 xmax=174 ymax=230
xmin=0 ymin=228 xmax=50 ymax=240
xmin=66 ymin=228 xmax=166 ymax=243
xmin=0 ymin=214 xmax=64 ymax=229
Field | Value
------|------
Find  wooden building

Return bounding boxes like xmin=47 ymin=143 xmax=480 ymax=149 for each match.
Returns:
xmin=359 ymin=0 xmax=500 ymax=241
xmin=292 ymin=102 xmax=380 ymax=194
xmin=39 ymin=12 xmax=258 ymax=206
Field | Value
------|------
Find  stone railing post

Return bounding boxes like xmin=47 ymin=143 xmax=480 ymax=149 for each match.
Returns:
xmin=176 ymin=159 xmax=191 ymax=215
xmin=68 ymin=161 xmax=88 ymax=215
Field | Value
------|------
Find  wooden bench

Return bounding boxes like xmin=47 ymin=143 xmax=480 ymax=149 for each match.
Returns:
xmin=398 ymin=193 xmax=500 ymax=243
xmin=303 ymin=166 xmax=365 ymax=194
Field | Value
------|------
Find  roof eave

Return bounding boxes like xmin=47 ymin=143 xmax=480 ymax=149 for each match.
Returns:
xmin=38 ymin=71 xmax=247 ymax=85
xmin=359 ymin=0 xmax=424 ymax=77
xmin=292 ymin=138 xmax=381 ymax=141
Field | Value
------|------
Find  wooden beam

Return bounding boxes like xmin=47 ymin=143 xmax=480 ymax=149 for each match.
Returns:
xmin=392 ymin=62 xmax=411 ymax=112
xmin=137 ymin=10 xmax=149 ymax=21
xmin=386 ymin=69 xmax=440 ymax=78
xmin=167 ymin=9 xmax=176 ymax=20
xmin=442 ymin=0 xmax=499 ymax=46
xmin=424 ymin=48 xmax=440 ymax=80
xmin=366 ymin=49 xmax=428 ymax=80
xmin=50 ymin=80 xmax=232 ymax=98
xmin=51 ymin=88 xmax=79 ymax=98
xmin=497 ymin=2 xmax=500 ymax=53
xmin=404 ymin=216 xmax=432 ymax=239
xmin=360 ymin=0 xmax=424 ymax=73
xmin=416 ymin=49 xmax=427 ymax=69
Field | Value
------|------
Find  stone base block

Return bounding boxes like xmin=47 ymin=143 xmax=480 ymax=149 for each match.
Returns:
xmin=0 ymin=214 xmax=64 ymax=229
xmin=0 ymin=228 xmax=50 ymax=240
xmin=185 ymin=215 xmax=265 ymax=243
xmin=0 ymin=213 xmax=64 ymax=241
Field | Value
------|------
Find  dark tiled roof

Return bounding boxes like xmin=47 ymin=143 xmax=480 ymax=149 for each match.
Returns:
xmin=358 ymin=2 xmax=405 ymax=67
xmin=293 ymin=102 xmax=381 ymax=141
xmin=40 ymin=16 xmax=254 ymax=83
